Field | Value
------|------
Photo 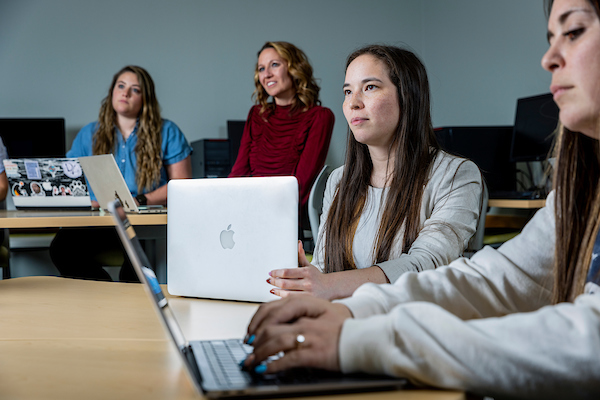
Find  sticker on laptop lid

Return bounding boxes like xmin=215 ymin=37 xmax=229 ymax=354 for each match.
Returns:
xmin=3 ymin=161 xmax=19 ymax=177
xmin=24 ymin=160 xmax=42 ymax=180
xmin=62 ymin=160 xmax=83 ymax=179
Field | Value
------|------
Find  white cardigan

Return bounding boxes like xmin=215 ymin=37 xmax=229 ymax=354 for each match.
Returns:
xmin=336 ymin=191 xmax=600 ymax=399
xmin=313 ymin=151 xmax=483 ymax=282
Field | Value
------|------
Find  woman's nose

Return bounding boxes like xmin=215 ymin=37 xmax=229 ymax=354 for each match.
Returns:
xmin=349 ymin=93 xmax=363 ymax=109
xmin=541 ymin=42 xmax=562 ymax=72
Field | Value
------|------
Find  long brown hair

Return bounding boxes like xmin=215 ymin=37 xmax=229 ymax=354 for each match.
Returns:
xmin=322 ymin=45 xmax=441 ymax=273
xmin=94 ymin=65 xmax=163 ymax=193
xmin=546 ymin=0 xmax=600 ymax=302
xmin=253 ymin=41 xmax=321 ymax=115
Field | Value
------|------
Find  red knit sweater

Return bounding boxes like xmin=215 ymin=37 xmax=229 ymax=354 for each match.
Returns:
xmin=229 ymin=104 xmax=334 ymax=213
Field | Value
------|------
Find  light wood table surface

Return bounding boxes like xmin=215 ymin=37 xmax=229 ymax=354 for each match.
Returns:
xmin=0 ymin=209 xmax=166 ymax=229
xmin=487 ymin=198 xmax=546 ymax=209
xmin=0 ymin=276 xmax=465 ymax=400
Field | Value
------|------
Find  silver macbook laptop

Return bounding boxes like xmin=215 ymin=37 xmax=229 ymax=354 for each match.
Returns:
xmin=3 ymin=158 xmax=91 ymax=209
xmin=78 ymin=154 xmax=165 ymax=214
xmin=167 ymin=177 xmax=297 ymax=302
xmin=108 ymin=199 xmax=408 ymax=399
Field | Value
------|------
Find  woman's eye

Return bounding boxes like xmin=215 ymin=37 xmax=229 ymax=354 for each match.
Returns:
xmin=258 ymin=67 xmax=265 ymax=72
xmin=132 ymin=88 xmax=141 ymax=94
xmin=564 ymin=27 xmax=584 ymax=41
xmin=365 ymin=84 xmax=376 ymax=91
xmin=343 ymin=89 xmax=351 ymax=96
xmin=272 ymin=62 xmax=279 ymax=68
xmin=118 ymin=84 xmax=125 ymax=89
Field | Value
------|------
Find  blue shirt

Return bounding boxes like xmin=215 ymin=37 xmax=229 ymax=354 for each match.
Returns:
xmin=0 ymin=137 xmax=7 ymax=174
xmin=588 ymin=230 xmax=600 ymax=285
xmin=68 ymin=119 xmax=192 ymax=200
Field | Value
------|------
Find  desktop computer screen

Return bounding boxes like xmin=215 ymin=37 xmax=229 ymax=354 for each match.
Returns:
xmin=510 ymin=93 xmax=559 ymax=162
xmin=227 ymin=120 xmax=245 ymax=168
xmin=0 ymin=118 xmax=66 ymax=158
xmin=435 ymin=126 xmax=516 ymax=196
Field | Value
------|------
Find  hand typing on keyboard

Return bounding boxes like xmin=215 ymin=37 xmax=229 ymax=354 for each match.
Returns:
xmin=240 ymin=296 xmax=352 ymax=374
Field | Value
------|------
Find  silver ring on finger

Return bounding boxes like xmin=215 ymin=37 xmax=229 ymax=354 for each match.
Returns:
xmin=295 ymin=334 xmax=306 ymax=349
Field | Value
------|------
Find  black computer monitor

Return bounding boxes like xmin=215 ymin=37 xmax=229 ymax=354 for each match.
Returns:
xmin=0 ymin=118 xmax=66 ymax=158
xmin=435 ymin=126 xmax=517 ymax=195
xmin=227 ymin=120 xmax=245 ymax=167
xmin=510 ymin=93 xmax=559 ymax=162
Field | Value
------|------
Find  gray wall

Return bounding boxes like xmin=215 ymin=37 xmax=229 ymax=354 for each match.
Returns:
xmin=0 ymin=0 xmax=550 ymax=168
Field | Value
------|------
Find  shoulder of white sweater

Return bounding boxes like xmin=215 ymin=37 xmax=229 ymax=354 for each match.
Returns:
xmin=428 ymin=150 xmax=481 ymax=184
xmin=329 ymin=151 xmax=479 ymax=187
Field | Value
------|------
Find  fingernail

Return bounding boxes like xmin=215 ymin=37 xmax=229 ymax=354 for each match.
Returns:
xmin=266 ymin=278 xmax=271 ymax=284
xmin=239 ymin=358 xmax=246 ymax=368
xmin=268 ymin=271 xmax=273 ymax=276
xmin=254 ymin=364 xmax=267 ymax=374
xmin=270 ymin=289 xmax=275 ymax=295
xmin=246 ymin=335 xmax=255 ymax=345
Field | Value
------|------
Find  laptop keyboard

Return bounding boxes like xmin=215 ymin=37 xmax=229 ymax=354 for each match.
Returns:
xmin=200 ymin=339 xmax=339 ymax=389
xmin=201 ymin=339 xmax=253 ymax=387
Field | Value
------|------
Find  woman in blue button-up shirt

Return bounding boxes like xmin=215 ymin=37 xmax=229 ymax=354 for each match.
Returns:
xmin=68 ymin=65 xmax=192 ymax=206
xmin=50 ymin=65 xmax=192 ymax=281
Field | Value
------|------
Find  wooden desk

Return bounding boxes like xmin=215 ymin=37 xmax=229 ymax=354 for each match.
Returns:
xmin=0 ymin=209 xmax=166 ymax=229
xmin=487 ymin=198 xmax=546 ymax=209
xmin=0 ymin=277 xmax=465 ymax=400
xmin=485 ymin=199 xmax=546 ymax=231
xmin=0 ymin=210 xmax=167 ymax=281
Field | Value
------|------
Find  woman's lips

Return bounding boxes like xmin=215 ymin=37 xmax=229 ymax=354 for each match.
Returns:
xmin=550 ymin=84 xmax=572 ymax=101
xmin=351 ymin=117 xmax=367 ymax=126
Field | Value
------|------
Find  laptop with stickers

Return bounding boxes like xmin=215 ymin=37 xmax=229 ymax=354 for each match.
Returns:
xmin=3 ymin=158 xmax=91 ymax=209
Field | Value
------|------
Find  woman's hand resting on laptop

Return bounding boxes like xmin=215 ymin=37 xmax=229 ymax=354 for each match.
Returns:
xmin=267 ymin=241 xmax=389 ymax=300
xmin=267 ymin=241 xmax=339 ymax=299
xmin=241 ymin=295 xmax=352 ymax=374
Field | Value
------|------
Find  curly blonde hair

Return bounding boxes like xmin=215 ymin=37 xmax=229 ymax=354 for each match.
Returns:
xmin=252 ymin=41 xmax=320 ymax=115
xmin=93 ymin=65 xmax=163 ymax=193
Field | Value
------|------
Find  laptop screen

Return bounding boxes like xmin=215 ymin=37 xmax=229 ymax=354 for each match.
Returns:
xmin=109 ymin=200 xmax=187 ymax=349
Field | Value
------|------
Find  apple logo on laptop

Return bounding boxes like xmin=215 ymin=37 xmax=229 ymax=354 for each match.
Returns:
xmin=220 ymin=224 xmax=235 ymax=249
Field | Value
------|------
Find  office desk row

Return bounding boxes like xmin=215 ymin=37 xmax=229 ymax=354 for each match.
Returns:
xmin=0 ymin=203 xmax=541 ymax=398
xmin=0 ymin=209 xmax=166 ymax=228
xmin=0 ymin=209 xmax=168 ymax=281
xmin=0 ymin=276 xmax=466 ymax=399
xmin=0 ymin=199 xmax=544 ymax=230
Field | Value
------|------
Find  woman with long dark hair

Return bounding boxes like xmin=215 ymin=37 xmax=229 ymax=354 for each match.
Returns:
xmin=243 ymin=0 xmax=600 ymax=397
xmin=267 ymin=45 xmax=483 ymax=300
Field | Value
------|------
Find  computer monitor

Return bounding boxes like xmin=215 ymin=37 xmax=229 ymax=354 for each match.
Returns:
xmin=190 ymin=139 xmax=231 ymax=178
xmin=510 ymin=93 xmax=559 ymax=162
xmin=0 ymin=118 xmax=66 ymax=158
xmin=435 ymin=126 xmax=516 ymax=195
xmin=227 ymin=120 xmax=245 ymax=167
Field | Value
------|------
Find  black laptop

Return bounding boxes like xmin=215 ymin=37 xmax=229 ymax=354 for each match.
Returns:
xmin=108 ymin=199 xmax=407 ymax=398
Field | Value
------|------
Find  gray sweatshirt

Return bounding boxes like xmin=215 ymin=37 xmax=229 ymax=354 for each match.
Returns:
xmin=313 ymin=151 xmax=483 ymax=282
xmin=337 ymin=191 xmax=600 ymax=399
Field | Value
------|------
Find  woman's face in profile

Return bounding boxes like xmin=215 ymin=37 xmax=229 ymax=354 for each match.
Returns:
xmin=343 ymin=54 xmax=400 ymax=150
xmin=542 ymin=0 xmax=600 ymax=138
xmin=257 ymin=48 xmax=295 ymax=106
xmin=111 ymin=71 xmax=143 ymax=119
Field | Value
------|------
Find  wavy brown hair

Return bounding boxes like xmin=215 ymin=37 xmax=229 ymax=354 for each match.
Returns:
xmin=253 ymin=41 xmax=321 ymax=115
xmin=94 ymin=65 xmax=163 ymax=193
xmin=545 ymin=0 xmax=600 ymax=302
xmin=322 ymin=45 xmax=444 ymax=273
